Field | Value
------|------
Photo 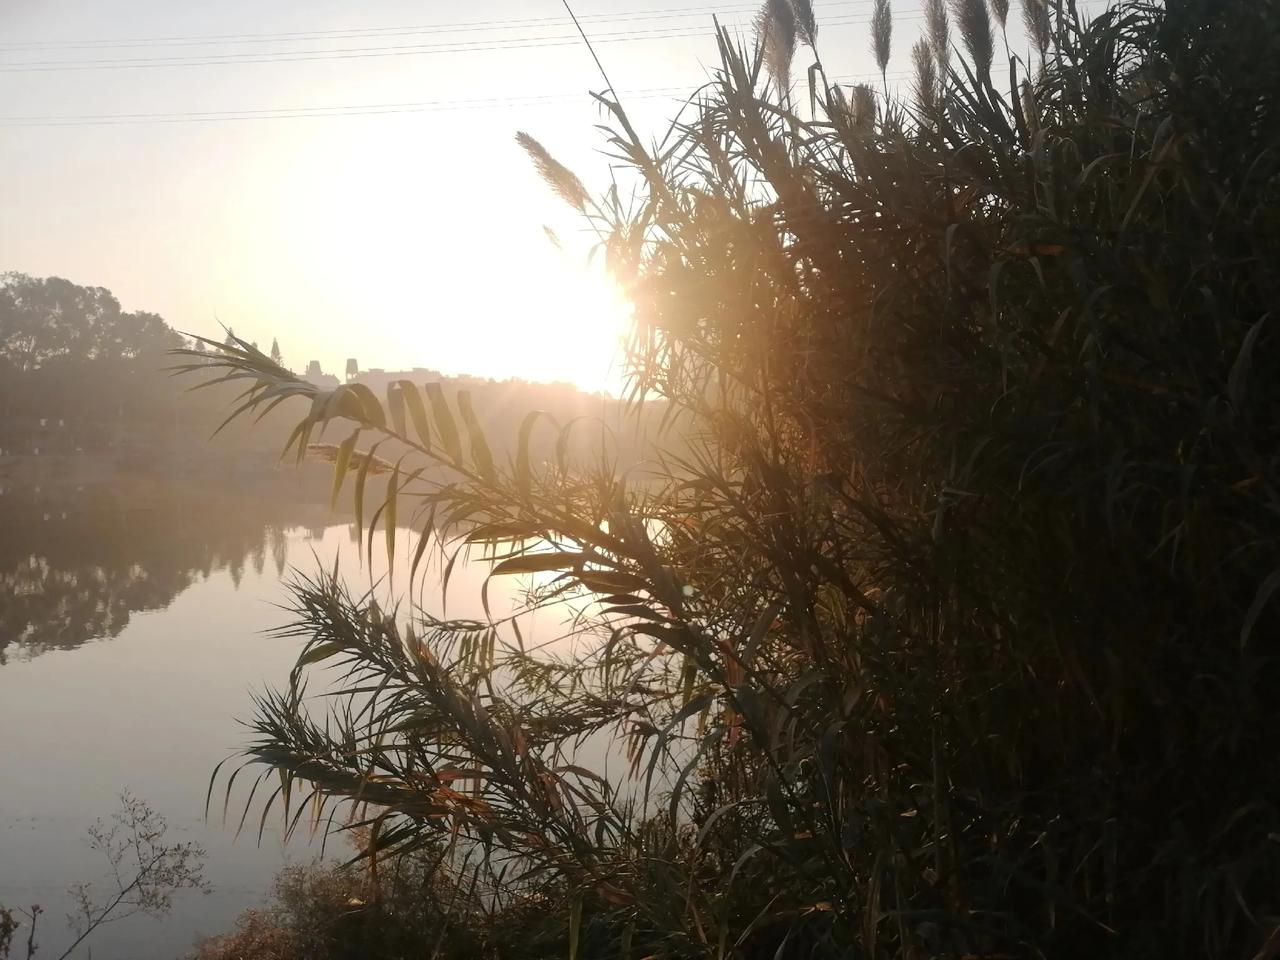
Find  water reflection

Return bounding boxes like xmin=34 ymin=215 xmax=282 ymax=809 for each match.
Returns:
xmin=0 ymin=477 xmax=337 ymax=664
xmin=0 ymin=472 xmax=573 ymax=959
xmin=0 ymin=476 xmax=373 ymax=960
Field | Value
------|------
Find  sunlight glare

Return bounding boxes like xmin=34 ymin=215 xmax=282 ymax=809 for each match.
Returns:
xmin=236 ymin=120 xmax=632 ymax=394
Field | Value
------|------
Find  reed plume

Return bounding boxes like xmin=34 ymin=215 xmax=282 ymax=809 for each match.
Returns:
xmin=912 ymin=38 xmax=940 ymax=117
xmin=852 ymin=83 xmax=877 ymax=131
xmin=989 ymin=0 xmax=1010 ymax=31
xmin=952 ymin=0 xmax=993 ymax=78
xmin=925 ymin=0 xmax=950 ymax=78
xmin=756 ymin=0 xmax=798 ymax=87
xmin=871 ymin=0 xmax=893 ymax=82
xmin=515 ymin=132 xmax=589 ymax=211
xmin=1022 ymin=0 xmax=1051 ymax=60
xmin=790 ymin=0 xmax=818 ymax=49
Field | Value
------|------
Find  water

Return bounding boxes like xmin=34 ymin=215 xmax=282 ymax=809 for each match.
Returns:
xmin=0 ymin=476 xmax=522 ymax=959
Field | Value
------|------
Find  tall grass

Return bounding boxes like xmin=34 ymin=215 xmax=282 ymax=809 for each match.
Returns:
xmin=177 ymin=0 xmax=1280 ymax=955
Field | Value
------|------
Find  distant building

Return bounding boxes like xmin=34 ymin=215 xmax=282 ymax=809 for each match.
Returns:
xmin=303 ymin=360 xmax=340 ymax=391
xmin=345 ymin=358 xmax=359 ymax=381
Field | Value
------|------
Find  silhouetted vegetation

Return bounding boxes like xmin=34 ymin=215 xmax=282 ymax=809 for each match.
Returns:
xmin=0 ymin=272 xmax=642 ymax=472
xmin=190 ymin=840 xmax=572 ymax=960
xmin=0 ymin=271 xmax=288 ymax=462
xmin=186 ymin=0 xmax=1280 ymax=957
xmin=0 ymin=794 xmax=208 ymax=960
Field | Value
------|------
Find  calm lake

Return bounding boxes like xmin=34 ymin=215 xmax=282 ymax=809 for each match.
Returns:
xmin=0 ymin=472 xmax=536 ymax=959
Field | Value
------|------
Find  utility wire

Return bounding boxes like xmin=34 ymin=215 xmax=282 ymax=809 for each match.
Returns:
xmin=0 ymin=71 xmax=911 ymax=127
xmin=0 ymin=14 xmax=925 ymax=72
xmin=0 ymin=0 xmax=902 ymax=50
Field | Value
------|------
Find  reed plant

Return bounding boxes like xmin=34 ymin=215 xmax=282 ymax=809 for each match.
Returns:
xmin=177 ymin=0 xmax=1280 ymax=955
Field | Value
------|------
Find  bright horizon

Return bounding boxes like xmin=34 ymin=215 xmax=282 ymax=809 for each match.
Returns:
xmin=1 ymin=0 xmax=953 ymax=392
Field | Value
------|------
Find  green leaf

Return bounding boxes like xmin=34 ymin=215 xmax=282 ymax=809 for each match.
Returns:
xmin=568 ymin=895 xmax=582 ymax=960
xmin=680 ymin=652 xmax=698 ymax=707
xmin=516 ymin=410 xmax=548 ymax=498
xmin=463 ymin=521 xmax=544 ymax=544
xmin=386 ymin=465 xmax=399 ymax=578
xmin=294 ymin=419 xmax=315 ymax=466
xmin=354 ymin=440 xmax=384 ymax=552
xmin=456 ymin=390 xmax=496 ymax=483
xmin=409 ymin=504 xmax=438 ymax=588
xmin=299 ymin=641 xmax=346 ymax=666
xmin=399 ymin=381 xmax=433 ymax=451
xmin=279 ymin=417 xmax=310 ymax=461
xmin=425 ymin=382 xmax=463 ymax=464
xmin=331 ymin=430 xmax=359 ymax=511
xmin=366 ymin=455 xmax=406 ymax=573
xmin=345 ymin=382 xmax=387 ymax=429
xmin=387 ymin=382 xmax=407 ymax=437
xmin=491 ymin=552 xmax=584 ymax=575
xmin=576 ymin=570 xmax=648 ymax=595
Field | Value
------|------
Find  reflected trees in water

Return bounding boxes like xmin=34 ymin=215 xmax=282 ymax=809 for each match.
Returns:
xmin=0 ymin=483 xmax=324 ymax=663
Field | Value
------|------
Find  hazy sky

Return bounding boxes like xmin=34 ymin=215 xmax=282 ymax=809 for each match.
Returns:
xmin=0 ymin=1 xmax=947 ymax=390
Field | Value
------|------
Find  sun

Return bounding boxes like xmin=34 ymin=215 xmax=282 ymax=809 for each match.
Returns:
xmin=238 ymin=119 xmax=634 ymax=394
xmin=512 ymin=255 xmax=635 ymax=395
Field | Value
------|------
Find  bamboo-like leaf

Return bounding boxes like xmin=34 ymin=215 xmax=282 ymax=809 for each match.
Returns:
xmin=331 ymin=430 xmax=359 ymax=510
xmin=680 ymin=652 xmax=698 ymax=707
xmin=409 ymin=503 xmax=438 ymax=589
xmin=425 ymin=382 xmax=463 ymax=463
xmin=298 ymin=640 xmax=346 ymax=666
xmin=294 ymin=420 xmax=315 ymax=466
xmin=344 ymin=382 xmax=387 ymax=429
xmin=491 ymin=552 xmax=584 ymax=575
xmin=387 ymin=382 xmax=407 ymax=437
xmin=456 ymin=390 xmax=496 ymax=483
xmin=398 ymin=381 xmax=433 ymax=451
xmin=516 ymin=410 xmax=550 ymax=498
xmin=354 ymin=441 xmax=384 ymax=551
xmin=365 ymin=456 xmax=406 ymax=574
xmin=464 ymin=521 xmax=545 ymax=544
xmin=576 ymin=570 xmax=649 ymax=595
xmin=386 ymin=465 xmax=399 ymax=578
xmin=568 ymin=895 xmax=582 ymax=960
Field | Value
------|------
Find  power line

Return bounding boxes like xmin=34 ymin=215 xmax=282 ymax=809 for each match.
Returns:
xmin=0 ymin=2 xmax=759 ymax=48
xmin=0 ymin=1 xmax=898 ymax=51
xmin=0 ymin=71 xmax=911 ymax=127
xmin=0 ymin=14 xmax=925 ymax=73
xmin=0 ymin=88 xmax=690 ymax=127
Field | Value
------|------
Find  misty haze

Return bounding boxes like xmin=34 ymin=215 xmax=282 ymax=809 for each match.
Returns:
xmin=3 ymin=0 xmax=1279 ymax=959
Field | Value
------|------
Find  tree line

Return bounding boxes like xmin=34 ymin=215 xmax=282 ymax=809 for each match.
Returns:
xmin=0 ymin=272 xmax=634 ymax=465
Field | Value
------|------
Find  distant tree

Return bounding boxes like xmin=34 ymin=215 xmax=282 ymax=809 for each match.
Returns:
xmin=101 ymin=310 xmax=182 ymax=360
xmin=0 ymin=274 xmax=179 ymax=369
xmin=270 ymin=338 xmax=283 ymax=366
